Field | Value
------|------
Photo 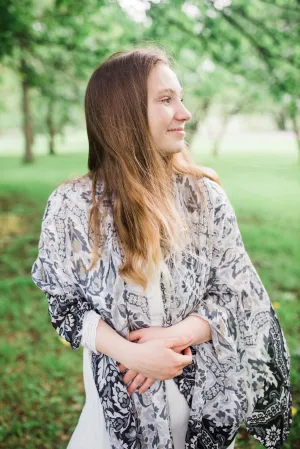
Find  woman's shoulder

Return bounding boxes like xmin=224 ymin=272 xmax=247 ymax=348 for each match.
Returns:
xmin=201 ymin=176 xmax=235 ymax=225
xmin=175 ymin=170 xmax=227 ymax=211
xmin=200 ymin=174 xmax=226 ymax=202
xmin=46 ymin=173 xmax=105 ymax=211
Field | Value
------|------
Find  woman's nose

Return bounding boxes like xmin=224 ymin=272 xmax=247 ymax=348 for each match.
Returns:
xmin=175 ymin=102 xmax=192 ymax=122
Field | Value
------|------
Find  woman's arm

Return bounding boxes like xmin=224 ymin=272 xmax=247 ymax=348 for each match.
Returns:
xmin=128 ymin=315 xmax=212 ymax=348
xmin=31 ymin=188 xmax=99 ymax=350
xmin=95 ymin=319 xmax=194 ymax=381
xmin=167 ymin=315 xmax=212 ymax=346
xmin=119 ymin=316 xmax=211 ymax=395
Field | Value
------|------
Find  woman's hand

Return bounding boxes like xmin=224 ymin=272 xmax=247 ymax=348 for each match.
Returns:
xmin=171 ymin=315 xmax=212 ymax=346
xmin=120 ymin=316 xmax=211 ymax=395
xmin=119 ymin=345 xmax=192 ymax=395
xmin=122 ymin=335 xmax=193 ymax=380
xmin=128 ymin=326 xmax=170 ymax=344
xmin=119 ymin=335 xmax=193 ymax=396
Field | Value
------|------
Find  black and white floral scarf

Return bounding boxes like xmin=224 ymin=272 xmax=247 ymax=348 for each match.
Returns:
xmin=32 ymin=173 xmax=292 ymax=449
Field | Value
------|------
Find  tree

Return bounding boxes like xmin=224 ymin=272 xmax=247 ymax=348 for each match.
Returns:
xmin=0 ymin=0 xmax=140 ymax=161
xmin=0 ymin=0 xmax=39 ymax=162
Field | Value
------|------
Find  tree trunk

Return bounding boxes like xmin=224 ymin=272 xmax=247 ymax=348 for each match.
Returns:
xmin=211 ymin=101 xmax=244 ymax=157
xmin=211 ymin=113 xmax=231 ymax=157
xmin=273 ymin=108 xmax=287 ymax=131
xmin=21 ymin=60 xmax=34 ymax=163
xmin=186 ymin=98 xmax=212 ymax=145
xmin=291 ymin=114 xmax=300 ymax=164
xmin=47 ymin=99 xmax=56 ymax=155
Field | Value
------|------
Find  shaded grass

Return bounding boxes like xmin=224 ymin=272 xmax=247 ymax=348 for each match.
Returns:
xmin=0 ymin=151 xmax=299 ymax=448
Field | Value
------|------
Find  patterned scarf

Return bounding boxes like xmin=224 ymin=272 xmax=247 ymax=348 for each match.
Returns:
xmin=32 ymin=174 xmax=292 ymax=449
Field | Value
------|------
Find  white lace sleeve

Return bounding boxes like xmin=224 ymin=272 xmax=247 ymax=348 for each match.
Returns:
xmin=81 ymin=310 xmax=101 ymax=354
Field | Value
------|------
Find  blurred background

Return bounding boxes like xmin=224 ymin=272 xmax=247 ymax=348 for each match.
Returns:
xmin=0 ymin=0 xmax=299 ymax=448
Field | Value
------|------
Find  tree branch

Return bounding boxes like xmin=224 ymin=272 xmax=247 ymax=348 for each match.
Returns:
xmin=220 ymin=11 xmax=275 ymax=74
xmin=257 ymin=0 xmax=300 ymax=13
xmin=230 ymin=6 xmax=281 ymax=46
xmin=164 ymin=18 xmax=247 ymax=77
xmin=227 ymin=6 xmax=299 ymax=68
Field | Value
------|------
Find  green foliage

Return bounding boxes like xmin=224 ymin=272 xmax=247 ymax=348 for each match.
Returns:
xmin=0 ymin=0 xmax=35 ymax=60
xmin=0 ymin=0 xmax=143 ymax=151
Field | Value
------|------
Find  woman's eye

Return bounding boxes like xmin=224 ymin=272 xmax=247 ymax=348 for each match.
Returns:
xmin=161 ymin=96 xmax=172 ymax=104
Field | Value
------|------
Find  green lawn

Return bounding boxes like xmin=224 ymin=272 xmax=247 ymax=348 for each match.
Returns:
xmin=0 ymin=150 xmax=299 ymax=449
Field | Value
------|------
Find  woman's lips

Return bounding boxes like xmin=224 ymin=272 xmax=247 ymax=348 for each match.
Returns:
xmin=167 ymin=129 xmax=185 ymax=136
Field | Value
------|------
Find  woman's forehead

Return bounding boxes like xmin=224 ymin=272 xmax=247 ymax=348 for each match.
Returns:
xmin=148 ymin=64 xmax=182 ymax=95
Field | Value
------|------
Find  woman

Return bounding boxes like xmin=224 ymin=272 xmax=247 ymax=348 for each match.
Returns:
xmin=31 ymin=48 xmax=292 ymax=449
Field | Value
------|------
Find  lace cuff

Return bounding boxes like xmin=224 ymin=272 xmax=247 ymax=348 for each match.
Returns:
xmin=81 ymin=310 xmax=101 ymax=354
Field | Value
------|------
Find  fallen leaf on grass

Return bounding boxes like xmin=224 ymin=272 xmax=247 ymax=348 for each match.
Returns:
xmin=61 ymin=434 xmax=69 ymax=441
xmin=0 ymin=214 xmax=23 ymax=239
xmin=71 ymin=403 xmax=82 ymax=411
xmin=59 ymin=336 xmax=70 ymax=347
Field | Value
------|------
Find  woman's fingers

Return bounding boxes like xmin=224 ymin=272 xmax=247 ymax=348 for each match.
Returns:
xmin=138 ymin=378 xmax=155 ymax=394
xmin=174 ymin=350 xmax=193 ymax=368
xmin=127 ymin=374 xmax=146 ymax=396
xmin=128 ymin=330 xmax=142 ymax=341
xmin=118 ymin=362 xmax=126 ymax=372
xmin=164 ymin=334 xmax=194 ymax=350
xmin=123 ymin=369 xmax=138 ymax=385
xmin=183 ymin=346 xmax=192 ymax=357
xmin=172 ymin=344 xmax=188 ymax=353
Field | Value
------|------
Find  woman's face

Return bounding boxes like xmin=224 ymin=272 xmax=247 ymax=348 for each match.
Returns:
xmin=147 ymin=63 xmax=192 ymax=155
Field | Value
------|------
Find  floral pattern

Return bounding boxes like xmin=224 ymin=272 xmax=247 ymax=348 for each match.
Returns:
xmin=31 ymin=173 xmax=292 ymax=449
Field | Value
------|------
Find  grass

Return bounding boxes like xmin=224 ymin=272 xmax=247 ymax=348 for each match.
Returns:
xmin=0 ymin=147 xmax=299 ymax=448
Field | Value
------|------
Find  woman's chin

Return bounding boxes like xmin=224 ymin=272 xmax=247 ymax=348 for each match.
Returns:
xmin=160 ymin=145 xmax=183 ymax=155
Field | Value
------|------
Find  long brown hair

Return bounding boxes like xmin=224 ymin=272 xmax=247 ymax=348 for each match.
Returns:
xmin=83 ymin=47 xmax=220 ymax=290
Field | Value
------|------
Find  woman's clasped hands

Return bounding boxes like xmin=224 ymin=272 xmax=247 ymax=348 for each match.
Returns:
xmin=118 ymin=326 xmax=194 ymax=396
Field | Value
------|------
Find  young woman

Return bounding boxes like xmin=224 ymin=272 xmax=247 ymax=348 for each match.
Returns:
xmin=31 ymin=48 xmax=292 ymax=449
